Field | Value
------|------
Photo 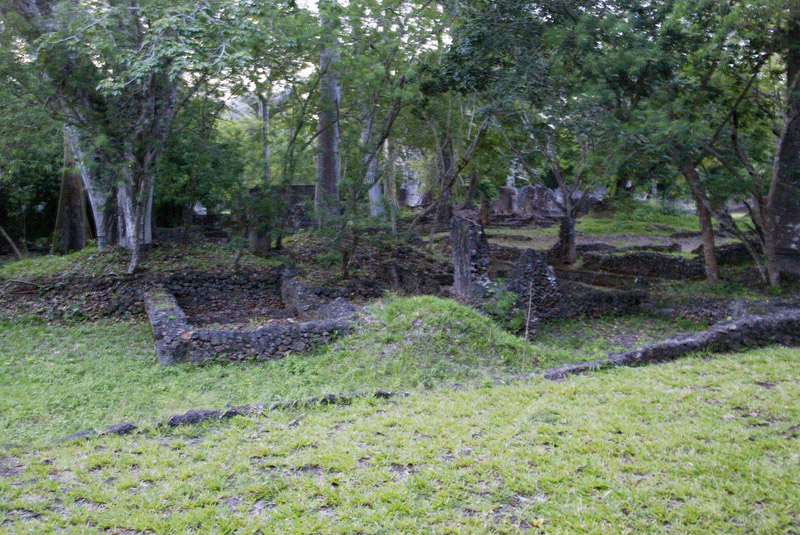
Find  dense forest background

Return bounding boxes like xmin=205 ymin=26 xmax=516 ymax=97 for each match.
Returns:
xmin=1 ymin=0 xmax=798 ymax=284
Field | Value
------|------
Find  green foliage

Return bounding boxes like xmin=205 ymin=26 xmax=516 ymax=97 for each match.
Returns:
xmin=483 ymin=290 xmax=526 ymax=333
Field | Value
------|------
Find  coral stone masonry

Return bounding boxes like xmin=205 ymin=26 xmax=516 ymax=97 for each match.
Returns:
xmin=144 ymin=277 xmax=354 ymax=366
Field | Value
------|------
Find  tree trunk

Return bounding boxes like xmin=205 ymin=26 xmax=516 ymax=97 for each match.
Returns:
xmin=0 ymin=224 xmax=22 ymax=260
xmin=360 ymin=117 xmax=384 ymax=217
xmin=463 ymin=169 xmax=478 ymax=209
xmin=383 ymin=143 xmax=398 ymax=234
xmin=315 ymin=46 xmax=341 ymax=222
xmin=479 ymin=194 xmax=491 ymax=226
xmin=126 ymin=171 xmax=154 ymax=274
xmin=64 ymin=125 xmax=110 ymax=249
xmin=676 ymin=157 xmax=719 ymax=284
xmin=51 ymin=127 xmax=87 ymax=254
xmin=685 ymin=183 xmax=719 ymax=284
xmin=773 ymin=16 xmax=800 ymax=274
xmin=552 ymin=214 xmax=577 ymax=265
xmin=182 ymin=173 xmax=198 ymax=243
xmin=259 ymin=95 xmax=272 ymax=185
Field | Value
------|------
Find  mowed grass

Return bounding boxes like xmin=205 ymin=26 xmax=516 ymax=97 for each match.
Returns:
xmin=0 ymin=297 xmax=522 ymax=444
xmin=0 ymin=297 xmax=710 ymax=445
xmin=1 ymin=347 xmax=799 ymax=534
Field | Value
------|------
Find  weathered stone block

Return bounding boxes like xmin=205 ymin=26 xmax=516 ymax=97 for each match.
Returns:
xmin=451 ymin=214 xmax=492 ymax=302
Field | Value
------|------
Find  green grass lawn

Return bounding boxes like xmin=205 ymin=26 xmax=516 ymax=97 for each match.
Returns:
xmin=0 ymin=297 xmax=706 ymax=445
xmin=0 ymin=242 xmax=282 ymax=281
xmin=1 ymin=347 xmax=798 ymax=534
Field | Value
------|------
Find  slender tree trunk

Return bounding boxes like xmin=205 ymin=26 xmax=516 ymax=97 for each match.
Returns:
xmin=683 ymin=172 xmax=719 ymax=284
xmin=360 ymin=117 xmax=383 ymax=217
xmin=182 ymin=173 xmax=198 ymax=243
xmin=259 ymin=95 xmax=272 ymax=185
xmin=0 ymin=225 xmax=22 ymax=260
xmin=673 ymin=151 xmax=719 ymax=284
xmin=463 ymin=169 xmax=478 ymax=209
xmin=52 ymin=126 xmax=87 ymax=254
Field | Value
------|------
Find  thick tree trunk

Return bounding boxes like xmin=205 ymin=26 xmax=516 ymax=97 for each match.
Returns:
xmin=118 ymin=169 xmax=153 ymax=255
xmin=552 ymin=214 xmax=577 ymax=265
xmin=315 ymin=46 xmax=341 ymax=222
xmin=773 ymin=17 xmax=800 ymax=274
xmin=51 ymin=127 xmax=87 ymax=254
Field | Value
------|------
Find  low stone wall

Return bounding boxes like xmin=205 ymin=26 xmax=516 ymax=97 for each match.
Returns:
xmin=544 ymin=309 xmax=800 ymax=380
xmin=618 ymin=243 xmax=682 ymax=254
xmin=145 ymin=288 xmax=352 ymax=366
xmin=692 ymin=241 xmax=753 ymax=266
xmin=582 ymin=251 xmax=705 ymax=280
xmin=0 ymin=267 xmax=283 ymax=322
xmin=559 ymin=282 xmax=646 ymax=318
xmin=645 ymin=294 xmax=800 ymax=323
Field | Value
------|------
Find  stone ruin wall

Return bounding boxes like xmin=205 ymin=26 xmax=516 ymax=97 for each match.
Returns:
xmin=145 ymin=273 xmax=355 ymax=366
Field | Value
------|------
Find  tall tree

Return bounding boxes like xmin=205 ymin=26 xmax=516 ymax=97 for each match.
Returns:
xmin=440 ymin=0 xmax=638 ymax=263
xmin=51 ymin=126 xmax=88 ymax=254
xmin=2 ymin=0 xmax=272 ymax=272
xmin=315 ymin=0 xmax=342 ymax=222
xmin=772 ymin=6 xmax=800 ymax=273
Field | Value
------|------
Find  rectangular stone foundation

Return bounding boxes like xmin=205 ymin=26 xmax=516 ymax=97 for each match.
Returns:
xmin=144 ymin=289 xmax=351 ymax=365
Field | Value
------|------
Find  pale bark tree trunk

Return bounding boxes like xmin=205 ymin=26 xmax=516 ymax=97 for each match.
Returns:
xmin=383 ymin=142 xmax=398 ymax=234
xmin=359 ymin=116 xmax=383 ymax=217
xmin=315 ymin=45 xmax=341 ymax=222
xmin=64 ymin=125 xmax=110 ymax=249
xmin=259 ymin=95 xmax=272 ymax=185
xmin=52 ymin=126 xmax=87 ymax=254
xmin=182 ymin=172 xmax=197 ymax=242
